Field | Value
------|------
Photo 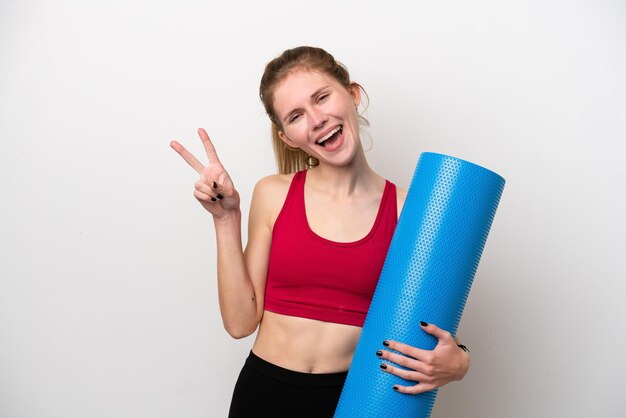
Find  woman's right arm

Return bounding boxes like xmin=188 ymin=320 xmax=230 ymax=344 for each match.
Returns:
xmin=212 ymin=177 xmax=276 ymax=338
xmin=171 ymin=128 xmax=273 ymax=339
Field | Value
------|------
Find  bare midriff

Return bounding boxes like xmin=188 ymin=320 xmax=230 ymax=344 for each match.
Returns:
xmin=251 ymin=310 xmax=362 ymax=374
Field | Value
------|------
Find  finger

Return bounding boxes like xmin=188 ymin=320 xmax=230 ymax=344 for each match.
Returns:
xmin=420 ymin=321 xmax=454 ymax=342
xmin=379 ymin=349 xmax=434 ymax=378
xmin=198 ymin=177 xmax=226 ymax=200
xmin=379 ymin=350 xmax=424 ymax=371
xmin=383 ymin=340 xmax=429 ymax=361
xmin=195 ymin=178 xmax=215 ymax=196
xmin=379 ymin=362 xmax=429 ymax=383
xmin=197 ymin=128 xmax=221 ymax=165
xmin=194 ymin=189 xmax=217 ymax=203
xmin=171 ymin=140 xmax=205 ymax=174
xmin=393 ymin=382 xmax=436 ymax=395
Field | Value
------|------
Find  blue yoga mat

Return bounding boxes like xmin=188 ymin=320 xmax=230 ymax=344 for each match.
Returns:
xmin=334 ymin=152 xmax=505 ymax=418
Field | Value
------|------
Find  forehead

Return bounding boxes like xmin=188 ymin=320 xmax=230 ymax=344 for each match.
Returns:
xmin=272 ymin=69 xmax=343 ymax=115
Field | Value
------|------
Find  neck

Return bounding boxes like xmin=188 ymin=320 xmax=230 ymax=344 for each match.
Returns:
xmin=306 ymin=146 xmax=380 ymax=196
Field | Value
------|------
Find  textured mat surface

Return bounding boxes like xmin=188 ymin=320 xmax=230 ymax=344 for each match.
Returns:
xmin=334 ymin=153 xmax=505 ymax=417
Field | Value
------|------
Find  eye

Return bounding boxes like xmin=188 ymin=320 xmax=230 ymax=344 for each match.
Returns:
xmin=317 ymin=93 xmax=330 ymax=103
xmin=288 ymin=113 xmax=301 ymax=124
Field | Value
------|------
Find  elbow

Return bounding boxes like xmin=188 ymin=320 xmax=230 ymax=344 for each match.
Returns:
xmin=227 ymin=328 xmax=254 ymax=340
xmin=224 ymin=322 xmax=258 ymax=340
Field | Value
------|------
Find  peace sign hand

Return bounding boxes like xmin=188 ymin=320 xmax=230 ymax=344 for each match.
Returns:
xmin=171 ymin=128 xmax=240 ymax=221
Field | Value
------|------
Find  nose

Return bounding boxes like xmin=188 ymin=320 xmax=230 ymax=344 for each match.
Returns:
xmin=309 ymin=108 xmax=327 ymax=131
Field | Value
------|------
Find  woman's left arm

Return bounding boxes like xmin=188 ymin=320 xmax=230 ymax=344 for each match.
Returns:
xmin=378 ymin=322 xmax=470 ymax=394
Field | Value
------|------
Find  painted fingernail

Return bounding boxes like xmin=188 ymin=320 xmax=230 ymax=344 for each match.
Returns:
xmin=211 ymin=197 xmax=217 ymax=202
xmin=212 ymin=181 xmax=217 ymax=188
xmin=393 ymin=386 xmax=399 ymax=391
xmin=380 ymin=363 xmax=387 ymax=370
xmin=382 ymin=340 xmax=389 ymax=347
xmin=376 ymin=350 xmax=383 ymax=357
xmin=420 ymin=321 xmax=429 ymax=327
xmin=216 ymin=193 xmax=224 ymax=199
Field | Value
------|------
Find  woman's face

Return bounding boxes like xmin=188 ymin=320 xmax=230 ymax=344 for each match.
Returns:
xmin=272 ymin=69 xmax=361 ymax=167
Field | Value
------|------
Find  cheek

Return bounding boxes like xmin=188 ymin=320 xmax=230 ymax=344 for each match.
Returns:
xmin=283 ymin=124 xmax=308 ymax=142
xmin=337 ymin=98 xmax=358 ymax=119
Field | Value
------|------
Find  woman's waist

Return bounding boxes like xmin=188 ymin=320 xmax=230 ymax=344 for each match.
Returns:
xmin=243 ymin=350 xmax=348 ymax=387
xmin=251 ymin=310 xmax=362 ymax=373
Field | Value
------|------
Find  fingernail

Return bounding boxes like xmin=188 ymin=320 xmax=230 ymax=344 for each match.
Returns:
xmin=382 ymin=340 xmax=389 ymax=347
xmin=420 ymin=321 xmax=428 ymax=327
xmin=212 ymin=181 xmax=217 ymax=188
xmin=211 ymin=197 xmax=217 ymax=202
xmin=393 ymin=386 xmax=399 ymax=391
xmin=216 ymin=193 xmax=224 ymax=199
xmin=376 ymin=350 xmax=383 ymax=357
xmin=380 ymin=363 xmax=387 ymax=370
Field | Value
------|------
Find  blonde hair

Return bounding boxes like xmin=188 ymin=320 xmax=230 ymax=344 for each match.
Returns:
xmin=259 ymin=46 xmax=369 ymax=174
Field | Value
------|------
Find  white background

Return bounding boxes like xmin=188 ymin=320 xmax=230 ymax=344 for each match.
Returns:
xmin=1 ymin=1 xmax=625 ymax=417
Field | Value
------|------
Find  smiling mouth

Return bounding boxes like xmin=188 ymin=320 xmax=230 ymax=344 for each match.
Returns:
xmin=316 ymin=126 xmax=343 ymax=147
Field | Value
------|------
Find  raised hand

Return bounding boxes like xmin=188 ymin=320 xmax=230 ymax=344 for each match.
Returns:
xmin=170 ymin=128 xmax=240 ymax=220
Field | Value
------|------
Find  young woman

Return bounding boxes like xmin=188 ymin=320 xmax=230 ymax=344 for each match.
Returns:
xmin=171 ymin=46 xmax=470 ymax=417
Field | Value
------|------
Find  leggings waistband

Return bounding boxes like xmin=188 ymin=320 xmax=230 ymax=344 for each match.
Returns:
xmin=245 ymin=351 xmax=348 ymax=388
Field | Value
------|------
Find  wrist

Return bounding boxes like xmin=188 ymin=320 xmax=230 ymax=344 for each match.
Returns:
xmin=213 ymin=208 xmax=242 ymax=226
xmin=456 ymin=345 xmax=470 ymax=380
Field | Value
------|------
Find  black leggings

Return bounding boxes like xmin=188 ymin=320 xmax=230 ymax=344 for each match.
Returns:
xmin=228 ymin=351 xmax=348 ymax=418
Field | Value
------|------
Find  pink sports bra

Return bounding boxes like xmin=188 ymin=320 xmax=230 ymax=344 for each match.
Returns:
xmin=264 ymin=170 xmax=397 ymax=327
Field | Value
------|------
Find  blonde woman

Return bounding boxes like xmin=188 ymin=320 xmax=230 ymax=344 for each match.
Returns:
xmin=171 ymin=46 xmax=469 ymax=417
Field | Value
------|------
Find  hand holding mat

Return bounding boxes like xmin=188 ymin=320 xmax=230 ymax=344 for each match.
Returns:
xmin=334 ymin=152 xmax=505 ymax=418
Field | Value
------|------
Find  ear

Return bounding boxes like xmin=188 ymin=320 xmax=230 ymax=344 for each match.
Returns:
xmin=278 ymin=130 xmax=299 ymax=149
xmin=350 ymin=82 xmax=362 ymax=108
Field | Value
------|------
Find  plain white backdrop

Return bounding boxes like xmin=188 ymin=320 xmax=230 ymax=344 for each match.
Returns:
xmin=1 ymin=0 xmax=625 ymax=417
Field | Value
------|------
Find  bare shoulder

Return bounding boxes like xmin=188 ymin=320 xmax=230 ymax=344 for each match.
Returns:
xmin=254 ymin=173 xmax=294 ymax=194
xmin=251 ymin=173 xmax=296 ymax=226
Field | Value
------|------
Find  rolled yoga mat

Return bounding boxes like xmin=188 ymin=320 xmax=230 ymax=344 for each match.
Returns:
xmin=334 ymin=152 xmax=505 ymax=418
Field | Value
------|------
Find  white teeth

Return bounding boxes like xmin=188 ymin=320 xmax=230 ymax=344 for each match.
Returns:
xmin=317 ymin=126 xmax=341 ymax=144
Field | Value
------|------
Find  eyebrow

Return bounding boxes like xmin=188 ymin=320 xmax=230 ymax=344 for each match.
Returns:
xmin=282 ymin=85 xmax=330 ymax=124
